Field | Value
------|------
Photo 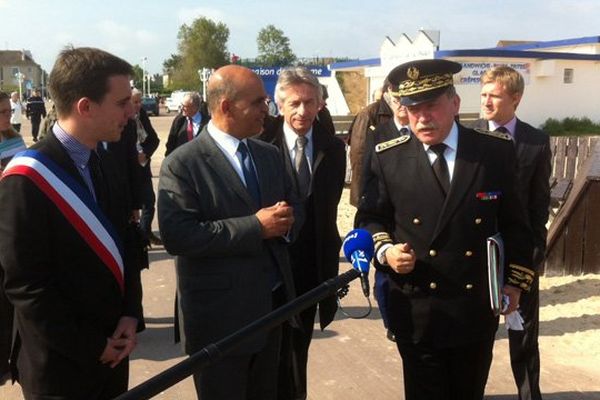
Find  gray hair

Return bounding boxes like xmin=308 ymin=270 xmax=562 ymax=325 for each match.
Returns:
xmin=184 ymin=91 xmax=202 ymax=108
xmin=131 ymin=88 xmax=143 ymax=98
xmin=275 ymin=67 xmax=322 ymax=106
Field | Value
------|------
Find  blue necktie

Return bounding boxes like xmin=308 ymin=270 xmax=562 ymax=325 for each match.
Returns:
xmin=236 ymin=141 xmax=261 ymax=205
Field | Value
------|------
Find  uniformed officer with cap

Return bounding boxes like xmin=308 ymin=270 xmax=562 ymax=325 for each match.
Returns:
xmin=355 ymin=59 xmax=534 ymax=400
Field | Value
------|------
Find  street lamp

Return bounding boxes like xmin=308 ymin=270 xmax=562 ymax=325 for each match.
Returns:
xmin=14 ymin=69 xmax=24 ymax=101
xmin=141 ymin=57 xmax=148 ymax=97
xmin=198 ymin=67 xmax=211 ymax=101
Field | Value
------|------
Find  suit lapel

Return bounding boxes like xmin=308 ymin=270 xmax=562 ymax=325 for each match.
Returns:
xmin=199 ymin=130 xmax=258 ymax=209
xmin=433 ymin=128 xmax=481 ymax=238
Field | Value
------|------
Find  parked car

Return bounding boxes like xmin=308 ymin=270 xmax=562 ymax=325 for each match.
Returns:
xmin=165 ymin=90 xmax=190 ymax=113
xmin=142 ymin=96 xmax=159 ymax=116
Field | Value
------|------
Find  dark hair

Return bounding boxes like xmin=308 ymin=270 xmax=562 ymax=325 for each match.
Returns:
xmin=48 ymin=46 xmax=133 ymax=117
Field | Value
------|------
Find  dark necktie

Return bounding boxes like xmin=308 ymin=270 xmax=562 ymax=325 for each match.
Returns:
xmin=236 ymin=142 xmax=261 ymax=205
xmin=88 ymin=150 xmax=107 ymax=211
xmin=186 ymin=117 xmax=193 ymax=141
xmin=399 ymin=127 xmax=409 ymax=135
xmin=294 ymin=136 xmax=311 ymax=196
xmin=430 ymin=143 xmax=450 ymax=195
xmin=495 ymin=126 xmax=509 ymax=134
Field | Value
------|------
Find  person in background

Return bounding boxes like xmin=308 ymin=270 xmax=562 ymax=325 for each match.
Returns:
xmin=9 ymin=92 xmax=24 ymax=133
xmin=130 ymin=88 xmax=161 ymax=246
xmin=259 ymin=67 xmax=346 ymax=400
xmin=164 ymin=91 xmax=210 ymax=156
xmin=347 ymin=80 xmax=393 ymax=206
xmin=316 ymin=84 xmax=336 ymax=136
xmin=0 ymin=90 xmax=27 ymax=385
xmin=476 ymin=65 xmax=551 ymax=400
xmin=25 ymin=89 xmax=46 ymax=142
xmin=0 ymin=47 xmax=142 ymax=399
xmin=0 ymin=92 xmax=27 ymax=171
xmin=39 ymin=103 xmax=58 ymax=141
xmin=355 ymin=59 xmax=534 ymax=400
xmin=158 ymin=65 xmax=300 ymax=400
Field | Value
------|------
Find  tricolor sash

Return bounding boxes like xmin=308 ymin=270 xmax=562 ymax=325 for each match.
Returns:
xmin=2 ymin=150 xmax=125 ymax=293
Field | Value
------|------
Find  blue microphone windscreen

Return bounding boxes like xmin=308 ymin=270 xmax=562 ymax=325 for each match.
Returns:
xmin=342 ymin=229 xmax=374 ymax=262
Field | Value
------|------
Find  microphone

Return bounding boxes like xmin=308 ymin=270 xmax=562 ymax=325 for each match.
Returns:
xmin=342 ymin=229 xmax=374 ymax=297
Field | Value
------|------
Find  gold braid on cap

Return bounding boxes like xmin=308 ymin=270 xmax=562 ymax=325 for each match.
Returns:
xmin=398 ymin=73 xmax=454 ymax=96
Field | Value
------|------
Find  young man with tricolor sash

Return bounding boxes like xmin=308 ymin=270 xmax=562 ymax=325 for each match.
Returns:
xmin=0 ymin=47 xmax=143 ymax=400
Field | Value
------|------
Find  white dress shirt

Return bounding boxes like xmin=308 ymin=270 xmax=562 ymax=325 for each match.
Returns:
xmin=283 ymin=123 xmax=313 ymax=173
xmin=207 ymin=121 xmax=256 ymax=187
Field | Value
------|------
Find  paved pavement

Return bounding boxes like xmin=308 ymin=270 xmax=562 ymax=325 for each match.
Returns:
xmin=1 ymin=111 xmax=599 ymax=399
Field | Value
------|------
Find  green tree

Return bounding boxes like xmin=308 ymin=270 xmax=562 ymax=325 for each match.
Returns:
xmin=169 ymin=17 xmax=230 ymax=90
xmin=131 ymin=64 xmax=144 ymax=89
xmin=256 ymin=24 xmax=296 ymax=66
xmin=162 ymin=54 xmax=182 ymax=75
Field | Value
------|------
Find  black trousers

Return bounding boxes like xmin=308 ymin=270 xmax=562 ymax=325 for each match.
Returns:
xmin=396 ymin=336 xmax=495 ymax=400
xmin=22 ymin=358 xmax=129 ymax=400
xmin=31 ymin=117 xmax=41 ymax=140
xmin=277 ymin=304 xmax=316 ymax=400
xmin=193 ymin=288 xmax=286 ymax=400
xmin=509 ymin=276 xmax=542 ymax=400
xmin=139 ymin=175 xmax=156 ymax=238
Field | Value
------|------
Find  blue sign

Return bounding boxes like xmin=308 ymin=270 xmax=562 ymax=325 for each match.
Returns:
xmin=251 ymin=65 xmax=331 ymax=101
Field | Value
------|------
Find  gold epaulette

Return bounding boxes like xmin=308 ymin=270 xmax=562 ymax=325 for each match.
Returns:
xmin=506 ymin=263 xmax=535 ymax=292
xmin=375 ymin=135 xmax=411 ymax=153
xmin=474 ymin=128 xmax=512 ymax=141
xmin=372 ymin=232 xmax=393 ymax=255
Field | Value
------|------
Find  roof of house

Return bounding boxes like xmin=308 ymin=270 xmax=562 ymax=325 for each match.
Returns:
xmin=0 ymin=50 xmax=39 ymax=66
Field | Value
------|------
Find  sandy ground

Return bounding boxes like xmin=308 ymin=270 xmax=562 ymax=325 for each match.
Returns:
xmin=1 ymin=112 xmax=599 ymax=399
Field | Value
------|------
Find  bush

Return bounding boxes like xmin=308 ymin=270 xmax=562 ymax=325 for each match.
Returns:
xmin=540 ymin=117 xmax=600 ymax=136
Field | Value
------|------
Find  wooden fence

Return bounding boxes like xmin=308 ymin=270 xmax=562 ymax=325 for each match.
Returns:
xmin=545 ymin=135 xmax=600 ymax=275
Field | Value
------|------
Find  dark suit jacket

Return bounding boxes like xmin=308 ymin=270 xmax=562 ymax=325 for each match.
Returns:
xmin=474 ymin=119 xmax=551 ymax=267
xmin=356 ymin=124 xmax=533 ymax=348
xmin=137 ymin=108 xmax=160 ymax=179
xmin=107 ymin=122 xmax=142 ymax=210
xmin=259 ymin=119 xmax=346 ymax=329
xmin=158 ymin=128 xmax=299 ymax=355
xmin=164 ymin=110 xmax=210 ymax=157
xmin=0 ymin=132 xmax=142 ymax=397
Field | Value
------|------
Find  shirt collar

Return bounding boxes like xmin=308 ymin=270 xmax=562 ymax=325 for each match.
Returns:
xmin=207 ymin=120 xmax=246 ymax=158
xmin=488 ymin=116 xmax=517 ymax=137
xmin=190 ymin=111 xmax=202 ymax=124
xmin=53 ymin=122 xmax=93 ymax=168
xmin=283 ymin=122 xmax=313 ymax=152
xmin=393 ymin=119 xmax=410 ymax=133
xmin=423 ymin=121 xmax=458 ymax=152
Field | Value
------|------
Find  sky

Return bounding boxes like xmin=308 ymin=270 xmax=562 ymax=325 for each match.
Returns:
xmin=1 ymin=0 xmax=600 ymax=75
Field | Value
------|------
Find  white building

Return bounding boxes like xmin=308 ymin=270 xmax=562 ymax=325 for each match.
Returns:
xmin=331 ymin=34 xmax=600 ymax=127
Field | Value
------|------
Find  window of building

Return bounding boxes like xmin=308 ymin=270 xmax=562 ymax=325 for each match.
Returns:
xmin=564 ymin=68 xmax=574 ymax=84
xmin=11 ymin=67 xmax=19 ymax=76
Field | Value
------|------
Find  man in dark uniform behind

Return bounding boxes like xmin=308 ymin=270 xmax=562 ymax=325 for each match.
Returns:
xmin=476 ymin=65 xmax=551 ymax=400
xmin=26 ymin=89 xmax=47 ymax=142
xmin=355 ymin=59 xmax=534 ymax=400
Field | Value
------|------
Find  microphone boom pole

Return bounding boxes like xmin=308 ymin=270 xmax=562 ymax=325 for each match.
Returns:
xmin=114 ymin=268 xmax=361 ymax=400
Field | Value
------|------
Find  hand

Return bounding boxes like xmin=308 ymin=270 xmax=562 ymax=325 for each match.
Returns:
xmin=385 ymin=243 xmax=416 ymax=274
xmin=501 ymin=285 xmax=521 ymax=315
xmin=256 ymin=201 xmax=294 ymax=238
xmin=138 ymin=152 xmax=148 ymax=165
xmin=103 ymin=316 xmax=138 ymax=367
xmin=99 ymin=337 xmax=131 ymax=367
xmin=130 ymin=209 xmax=141 ymax=223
